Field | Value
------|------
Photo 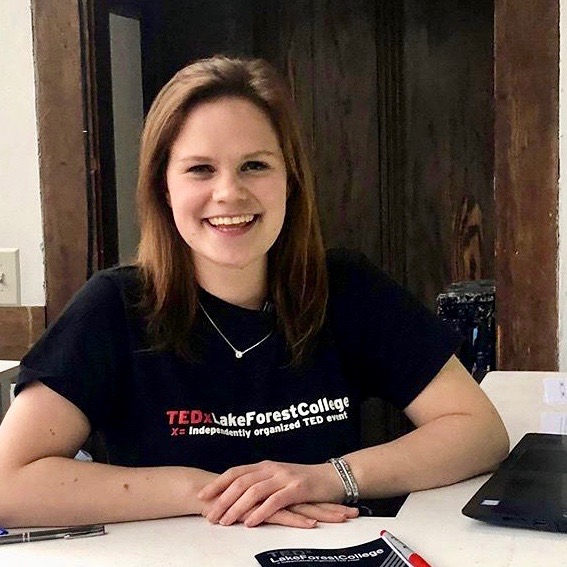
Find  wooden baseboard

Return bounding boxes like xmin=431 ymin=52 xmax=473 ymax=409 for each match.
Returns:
xmin=0 ymin=306 xmax=46 ymax=360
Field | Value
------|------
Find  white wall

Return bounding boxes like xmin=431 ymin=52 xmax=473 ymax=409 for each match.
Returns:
xmin=0 ymin=0 xmax=44 ymax=306
xmin=560 ymin=0 xmax=567 ymax=370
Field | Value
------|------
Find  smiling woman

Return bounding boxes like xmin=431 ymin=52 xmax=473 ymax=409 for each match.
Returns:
xmin=0 ymin=55 xmax=508 ymax=530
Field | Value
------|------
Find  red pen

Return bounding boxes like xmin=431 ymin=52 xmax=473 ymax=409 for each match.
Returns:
xmin=380 ymin=530 xmax=433 ymax=567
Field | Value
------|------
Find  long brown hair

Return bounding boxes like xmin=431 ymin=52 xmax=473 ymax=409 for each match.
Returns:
xmin=136 ymin=56 xmax=327 ymax=365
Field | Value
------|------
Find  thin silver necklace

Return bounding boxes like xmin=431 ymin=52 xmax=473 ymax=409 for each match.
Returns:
xmin=199 ymin=301 xmax=273 ymax=359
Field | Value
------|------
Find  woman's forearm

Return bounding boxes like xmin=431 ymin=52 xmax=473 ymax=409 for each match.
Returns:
xmin=342 ymin=356 xmax=509 ymax=500
xmin=0 ymin=457 xmax=216 ymax=528
xmin=343 ymin=411 xmax=509 ymax=499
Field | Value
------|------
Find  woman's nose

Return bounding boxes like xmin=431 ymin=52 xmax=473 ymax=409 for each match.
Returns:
xmin=211 ymin=172 xmax=247 ymax=202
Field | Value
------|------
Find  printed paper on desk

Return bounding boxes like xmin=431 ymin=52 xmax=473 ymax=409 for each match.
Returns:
xmin=544 ymin=378 xmax=567 ymax=404
xmin=255 ymin=536 xmax=411 ymax=566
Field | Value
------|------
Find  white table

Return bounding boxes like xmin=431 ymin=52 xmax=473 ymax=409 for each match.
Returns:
xmin=0 ymin=360 xmax=18 ymax=422
xmin=0 ymin=371 xmax=566 ymax=566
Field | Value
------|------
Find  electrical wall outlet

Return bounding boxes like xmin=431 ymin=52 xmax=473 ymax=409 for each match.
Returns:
xmin=0 ymin=248 xmax=21 ymax=306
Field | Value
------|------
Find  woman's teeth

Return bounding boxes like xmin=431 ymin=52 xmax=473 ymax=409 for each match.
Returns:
xmin=208 ymin=214 xmax=255 ymax=226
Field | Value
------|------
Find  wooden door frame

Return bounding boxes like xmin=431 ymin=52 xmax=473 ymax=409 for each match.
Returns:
xmin=30 ymin=0 xmax=560 ymax=370
xmin=31 ymin=0 xmax=91 ymax=324
xmin=493 ymin=1 xmax=559 ymax=370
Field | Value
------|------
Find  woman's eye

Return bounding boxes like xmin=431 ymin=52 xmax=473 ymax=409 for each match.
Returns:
xmin=242 ymin=161 xmax=268 ymax=172
xmin=187 ymin=164 xmax=214 ymax=174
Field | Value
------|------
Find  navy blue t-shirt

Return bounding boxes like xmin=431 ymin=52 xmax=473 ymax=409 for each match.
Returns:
xmin=16 ymin=249 xmax=460 ymax=473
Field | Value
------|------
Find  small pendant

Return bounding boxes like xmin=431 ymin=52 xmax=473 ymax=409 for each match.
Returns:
xmin=235 ymin=351 xmax=243 ymax=359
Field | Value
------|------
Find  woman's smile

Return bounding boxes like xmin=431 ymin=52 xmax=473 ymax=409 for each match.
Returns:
xmin=205 ymin=213 xmax=258 ymax=231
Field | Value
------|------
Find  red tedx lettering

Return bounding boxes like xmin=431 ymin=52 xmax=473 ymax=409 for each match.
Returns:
xmin=166 ymin=409 xmax=210 ymax=425
xmin=190 ymin=410 xmax=203 ymax=424
xmin=166 ymin=410 xmax=178 ymax=425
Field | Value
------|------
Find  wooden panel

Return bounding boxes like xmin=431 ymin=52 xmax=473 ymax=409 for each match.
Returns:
xmin=312 ymin=0 xmax=381 ymax=266
xmin=32 ymin=0 xmax=90 ymax=323
xmin=376 ymin=0 xmax=406 ymax=284
xmin=403 ymin=0 xmax=495 ymax=308
xmin=0 ymin=307 xmax=45 ymax=360
xmin=494 ymin=0 xmax=559 ymax=370
xmin=255 ymin=0 xmax=315 ymax=152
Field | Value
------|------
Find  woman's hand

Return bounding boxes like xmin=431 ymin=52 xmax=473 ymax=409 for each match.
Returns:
xmin=197 ymin=460 xmax=347 ymax=527
xmin=250 ymin=502 xmax=358 ymax=528
xmin=201 ymin=500 xmax=358 ymax=529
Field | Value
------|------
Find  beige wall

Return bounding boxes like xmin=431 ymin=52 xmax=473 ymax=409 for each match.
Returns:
xmin=0 ymin=0 xmax=44 ymax=306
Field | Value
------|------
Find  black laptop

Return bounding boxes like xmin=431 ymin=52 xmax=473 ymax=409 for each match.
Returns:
xmin=462 ymin=432 xmax=567 ymax=532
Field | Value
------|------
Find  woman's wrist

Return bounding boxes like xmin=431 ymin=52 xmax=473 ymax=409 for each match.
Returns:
xmin=185 ymin=468 xmax=219 ymax=515
xmin=317 ymin=462 xmax=353 ymax=504
xmin=326 ymin=457 xmax=360 ymax=505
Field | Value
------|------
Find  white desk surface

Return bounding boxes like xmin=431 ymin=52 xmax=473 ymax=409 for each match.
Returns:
xmin=1 ymin=370 xmax=566 ymax=566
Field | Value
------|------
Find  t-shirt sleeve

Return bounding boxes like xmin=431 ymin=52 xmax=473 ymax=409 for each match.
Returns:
xmin=16 ymin=272 xmax=130 ymax=430
xmin=327 ymin=249 xmax=462 ymax=409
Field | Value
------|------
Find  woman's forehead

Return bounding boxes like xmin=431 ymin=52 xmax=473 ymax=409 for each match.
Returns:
xmin=169 ymin=97 xmax=283 ymax=159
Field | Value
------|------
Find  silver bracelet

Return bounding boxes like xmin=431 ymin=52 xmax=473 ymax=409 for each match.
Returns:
xmin=327 ymin=457 xmax=359 ymax=505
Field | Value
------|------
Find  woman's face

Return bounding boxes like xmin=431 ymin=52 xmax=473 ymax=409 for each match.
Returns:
xmin=165 ymin=97 xmax=287 ymax=280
